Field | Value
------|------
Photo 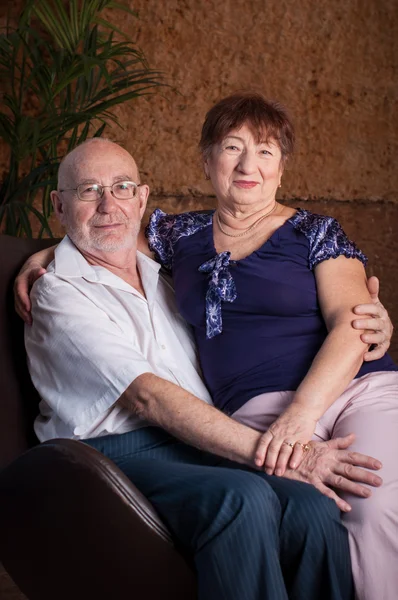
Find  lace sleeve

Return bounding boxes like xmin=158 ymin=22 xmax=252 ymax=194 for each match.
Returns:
xmin=145 ymin=209 xmax=178 ymax=269
xmin=292 ymin=209 xmax=367 ymax=270
xmin=145 ymin=209 xmax=213 ymax=270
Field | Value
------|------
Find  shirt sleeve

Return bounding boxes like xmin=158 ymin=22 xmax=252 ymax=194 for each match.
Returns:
xmin=308 ymin=215 xmax=368 ymax=270
xmin=25 ymin=276 xmax=153 ymax=433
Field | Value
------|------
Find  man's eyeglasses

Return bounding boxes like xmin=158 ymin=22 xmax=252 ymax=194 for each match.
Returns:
xmin=59 ymin=181 xmax=141 ymax=202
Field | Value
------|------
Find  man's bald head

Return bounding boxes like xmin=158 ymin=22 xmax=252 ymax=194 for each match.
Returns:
xmin=57 ymin=138 xmax=140 ymax=191
xmin=51 ymin=137 xmax=149 ymax=256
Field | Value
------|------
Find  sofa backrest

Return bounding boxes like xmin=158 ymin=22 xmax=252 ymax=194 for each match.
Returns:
xmin=0 ymin=235 xmax=60 ymax=469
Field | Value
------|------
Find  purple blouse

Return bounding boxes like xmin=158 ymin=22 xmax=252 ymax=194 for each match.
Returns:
xmin=146 ymin=208 xmax=397 ymax=415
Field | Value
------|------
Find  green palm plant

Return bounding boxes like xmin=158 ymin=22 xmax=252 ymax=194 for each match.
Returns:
xmin=0 ymin=0 xmax=164 ymax=237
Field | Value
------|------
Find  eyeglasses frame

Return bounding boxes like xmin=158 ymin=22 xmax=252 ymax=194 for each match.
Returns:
xmin=59 ymin=181 xmax=142 ymax=202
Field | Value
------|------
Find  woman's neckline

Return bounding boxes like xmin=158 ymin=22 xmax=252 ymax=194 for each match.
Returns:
xmin=208 ymin=207 xmax=303 ymax=264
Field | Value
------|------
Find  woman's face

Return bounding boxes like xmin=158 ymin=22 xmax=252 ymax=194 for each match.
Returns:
xmin=204 ymin=123 xmax=283 ymax=208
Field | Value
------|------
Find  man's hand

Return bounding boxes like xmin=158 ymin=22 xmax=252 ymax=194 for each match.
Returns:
xmin=14 ymin=262 xmax=47 ymax=325
xmin=353 ymin=276 xmax=393 ymax=360
xmin=282 ymin=433 xmax=383 ymax=512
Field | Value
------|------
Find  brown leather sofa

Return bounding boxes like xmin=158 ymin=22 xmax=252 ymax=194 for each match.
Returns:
xmin=0 ymin=234 xmax=197 ymax=600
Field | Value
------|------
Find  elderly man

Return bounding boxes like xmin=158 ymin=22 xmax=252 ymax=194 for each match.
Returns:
xmin=23 ymin=138 xmax=388 ymax=600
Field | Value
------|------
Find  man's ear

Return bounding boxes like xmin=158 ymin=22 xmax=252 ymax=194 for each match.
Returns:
xmin=138 ymin=184 xmax=150 ymax=220
xmin=51 ymin=190 xmax=67 ymax=225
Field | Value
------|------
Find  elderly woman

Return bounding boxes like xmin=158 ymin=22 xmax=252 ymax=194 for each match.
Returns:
xmin=15 ymin=93 xmax=396 ymax=600
xmin=143 ymin=93 xmax=398 ymax=600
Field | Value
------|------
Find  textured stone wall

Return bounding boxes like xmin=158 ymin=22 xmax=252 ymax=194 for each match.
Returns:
xmin=1 ymin=0 xmax=397 ymax=358
xmin=103 ymin=0 xmax=398 ymax=201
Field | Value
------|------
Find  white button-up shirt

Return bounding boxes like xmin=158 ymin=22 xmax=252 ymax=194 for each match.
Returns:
xmin=25 ymin=236 xmax=212 ymax=442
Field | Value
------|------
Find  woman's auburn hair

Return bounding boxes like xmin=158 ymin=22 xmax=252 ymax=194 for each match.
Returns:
xmin=199 ymin=92 xmax=295 ymax=163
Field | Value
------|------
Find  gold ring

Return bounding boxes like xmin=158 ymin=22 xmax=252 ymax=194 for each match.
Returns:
xmin=295 ymin=442 xmax=311 ymax=452
xmin=283 ymin=441 xmax=295 ymax=448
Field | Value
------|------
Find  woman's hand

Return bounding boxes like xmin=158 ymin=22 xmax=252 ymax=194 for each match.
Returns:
xmin=254 ymin=403 xmax=318 ymax=476
xmin=353 ymin=276 xmax=393 ymax=360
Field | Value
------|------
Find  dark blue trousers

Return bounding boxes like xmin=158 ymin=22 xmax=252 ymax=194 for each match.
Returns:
xmin=85 ymin=427 xmax=353 ymax=600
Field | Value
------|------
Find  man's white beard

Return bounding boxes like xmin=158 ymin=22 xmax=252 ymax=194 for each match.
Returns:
xmin=79 ymin=233 xmax=136 ymax=253
xmin=67 ymin=214 xmax=140 ymax=253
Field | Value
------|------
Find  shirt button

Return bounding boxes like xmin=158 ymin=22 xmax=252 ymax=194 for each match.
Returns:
xmin=161 ymin=344 xmax=166 ymax=350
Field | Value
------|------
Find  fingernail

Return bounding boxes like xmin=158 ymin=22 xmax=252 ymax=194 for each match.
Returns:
xmin=362 ymin=489 xmax=371 ymax=497
xmin=375 ymin=461 xmax=382 ymax=469
xmin=255 ymin=458 xmax=262 ymax=466
xmin=265 ymin=468 xmax=272 ymax=475
xmin=290 ymin=461 xmax=297 ymax=469
xmin=275 ymin=469 xmax=282 ymax=476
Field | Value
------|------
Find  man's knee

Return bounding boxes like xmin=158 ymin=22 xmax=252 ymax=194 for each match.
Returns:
xmin=206 ymin=468 xmax=281 ymax=519
xmin=280 ymin=482 xmax=342 ymax=538
xmin=178 ymin=468 xmax=282 ymax=553
xmin=204 ymin=469 xmax=282 ymax=532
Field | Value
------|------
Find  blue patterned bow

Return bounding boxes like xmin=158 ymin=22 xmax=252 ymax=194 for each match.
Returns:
xmin=198 ymin=252 xmax=237 ymax=339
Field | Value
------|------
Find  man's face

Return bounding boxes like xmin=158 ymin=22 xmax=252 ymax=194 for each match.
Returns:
xmin=52 ymin=141 xmax=148 ymax=254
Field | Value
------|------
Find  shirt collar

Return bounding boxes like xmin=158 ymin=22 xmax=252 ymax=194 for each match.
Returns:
xmin=53 ymin=236 xmax=161 ymax=295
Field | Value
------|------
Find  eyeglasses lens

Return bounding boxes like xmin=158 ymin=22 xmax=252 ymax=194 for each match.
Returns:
xmin=77 ymin=182 xmax=137 ymax=201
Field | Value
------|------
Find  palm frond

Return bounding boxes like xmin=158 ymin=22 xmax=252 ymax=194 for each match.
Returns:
xmin=0 ymin=0 xmax=166 ymax=237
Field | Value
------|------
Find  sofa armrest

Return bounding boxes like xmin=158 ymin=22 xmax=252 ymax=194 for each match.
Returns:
xmin=0 ymin=439 xmax=196 ymax=600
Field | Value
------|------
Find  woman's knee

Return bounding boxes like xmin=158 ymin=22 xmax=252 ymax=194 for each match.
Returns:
xmin=343 ymin=484 xmax=398 ymax=531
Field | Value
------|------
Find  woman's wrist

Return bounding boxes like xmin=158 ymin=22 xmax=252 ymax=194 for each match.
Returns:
xmin=290 ymin=397 xmax=324 ymax=422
